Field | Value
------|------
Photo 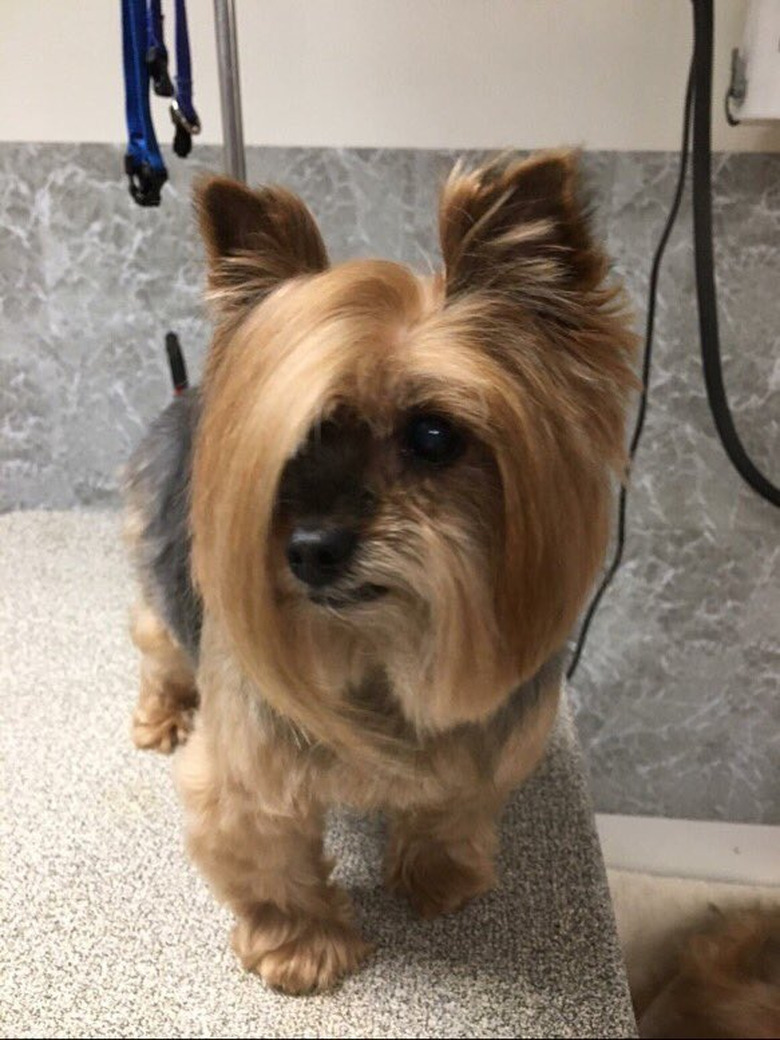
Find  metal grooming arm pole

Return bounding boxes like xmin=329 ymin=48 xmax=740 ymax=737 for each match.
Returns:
xmin=213 ymin=0 xmax=246 ymax=181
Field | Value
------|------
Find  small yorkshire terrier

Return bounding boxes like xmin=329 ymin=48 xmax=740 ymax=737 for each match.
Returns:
xmin=124 ymin=150 xmax=635 ymax=994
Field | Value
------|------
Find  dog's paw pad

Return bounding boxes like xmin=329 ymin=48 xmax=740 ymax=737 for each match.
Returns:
xmin=233 ymin=918 xmax=372 ymax=995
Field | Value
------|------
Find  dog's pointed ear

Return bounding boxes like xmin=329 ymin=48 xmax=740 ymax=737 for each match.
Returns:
xmin=195 ymin=176 xmax=329 ymax=316
xmin=439 ymin=150 xmax=604 ymax=306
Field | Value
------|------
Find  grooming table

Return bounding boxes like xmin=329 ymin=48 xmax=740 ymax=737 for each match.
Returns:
xmin=0 ymin=510 xmax=636 ymax=1038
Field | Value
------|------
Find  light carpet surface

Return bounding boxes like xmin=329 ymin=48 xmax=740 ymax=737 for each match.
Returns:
xmin=0 ymin=510 xmax=635 ymax=1038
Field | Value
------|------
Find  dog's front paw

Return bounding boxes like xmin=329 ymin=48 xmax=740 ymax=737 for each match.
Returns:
xmin=232 ymin=914 xmax=372 ymax=995
xmin=387 ymin=840 xmax=495 ymax=919
xmin=131 ymin=701 xmax=194 ymax=754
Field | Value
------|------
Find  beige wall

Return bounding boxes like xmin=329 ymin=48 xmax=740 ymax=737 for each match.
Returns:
xmin=2 ymin=0 xmax=779 ymax=151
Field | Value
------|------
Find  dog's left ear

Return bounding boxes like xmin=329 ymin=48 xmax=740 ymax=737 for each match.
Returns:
xmin=439 ymin=150 xmax=603 ymax=305
xmin=195 ymin=176 xmax=329 ymax=316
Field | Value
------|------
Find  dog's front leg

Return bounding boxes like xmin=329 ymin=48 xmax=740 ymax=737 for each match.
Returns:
xmin=129 ymin=600 xmax=198 ymax=753
xmin=175 ymin=726 xmax=371 ymax=994
xmin=385 ymin=794 xmax=502 ymax=919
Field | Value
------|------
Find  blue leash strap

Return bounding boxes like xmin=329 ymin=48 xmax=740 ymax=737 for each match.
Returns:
xmin=122 ymin=0 xmax=167 ymax=206
xmin=146 ymin=0 xmax=174 ymax=97
xmin=170 ymin=0 xmax=201 ymax=158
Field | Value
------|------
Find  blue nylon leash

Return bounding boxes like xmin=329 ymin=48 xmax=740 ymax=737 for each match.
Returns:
xmin=170 ymin=0 xmax=201 ymax=157
xmin=122 ymin=0 xmax=168 ymax=206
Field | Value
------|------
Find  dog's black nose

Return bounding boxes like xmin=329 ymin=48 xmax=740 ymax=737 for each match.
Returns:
xmin=286 ymin=526 xmax=358 ymax=588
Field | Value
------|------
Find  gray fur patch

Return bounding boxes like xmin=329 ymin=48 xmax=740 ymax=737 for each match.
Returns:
xmin=123 ymin=390 xmax=202 ymax=662
xmin=473 ymin=650 xmax=565 ymax=763
xmin=344 ymin=651 xmax=565 ymax=766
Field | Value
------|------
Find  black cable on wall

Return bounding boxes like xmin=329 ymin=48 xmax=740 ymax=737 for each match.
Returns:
xmin=568 ymin=0 xmax=779 ymax=680
xmin=566 ymin=61 xmax=695 ymax=682
xmin=691 ymin=0 xmax=780 ymax=507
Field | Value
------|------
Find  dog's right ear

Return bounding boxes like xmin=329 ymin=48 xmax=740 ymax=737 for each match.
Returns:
xmin=438 ymin=151 xmax=605 ymax=310
xmin=195 ymin=177 xmax=329 ymax=317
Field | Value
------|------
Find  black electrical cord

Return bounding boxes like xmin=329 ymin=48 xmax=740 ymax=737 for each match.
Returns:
xmin=691 ymin=0 xmax=780 ymax=506
xmin=568 ymin=0 xmax=780 ymax=680
xmin=566 ymin=60 xmax=695 ymax=681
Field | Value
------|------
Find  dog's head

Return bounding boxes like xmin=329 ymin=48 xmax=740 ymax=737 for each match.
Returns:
xmin=191 ymin=153 xmax=636 ymax=746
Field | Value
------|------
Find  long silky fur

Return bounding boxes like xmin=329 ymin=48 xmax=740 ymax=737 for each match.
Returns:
xmin=189 ymin=152 xmax=637 ymax=770
xmin=126 ymin=150 xmax=639 ymax=995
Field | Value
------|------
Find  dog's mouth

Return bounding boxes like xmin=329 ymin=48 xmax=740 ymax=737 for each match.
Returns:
xmin=308 ymin=583 xmax=388 ymax=609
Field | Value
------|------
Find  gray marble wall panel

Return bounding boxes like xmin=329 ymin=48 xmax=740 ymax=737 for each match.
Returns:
xmin=1 ymin=142 xmax=778 ymax=823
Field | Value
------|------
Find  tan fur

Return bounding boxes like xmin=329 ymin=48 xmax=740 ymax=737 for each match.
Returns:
xmin=638 ymin=907 xmax=780 ymax=1038
xmin=126 ymin=151 xmax=636 ymax=994
xmin=384 ymin=686 xmax=558 ymax=919
xmin=129 ymin=600 xmax=197 ymax=753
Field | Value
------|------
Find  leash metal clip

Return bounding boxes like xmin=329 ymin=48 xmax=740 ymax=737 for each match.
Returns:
xmin=170 ymin=98 xmax=200 ymax=158
xmin=170 ymin=97 xmax=201 ymax=136
xmin=124 ymin=155 xmax=168 ymax=207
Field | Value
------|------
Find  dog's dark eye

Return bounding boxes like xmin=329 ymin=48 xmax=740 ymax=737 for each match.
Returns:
xmin=403 ymin=414 xmax=465 ymax=467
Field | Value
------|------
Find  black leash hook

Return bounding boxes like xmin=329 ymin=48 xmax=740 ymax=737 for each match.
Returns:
xmin=124 ymin=156 xmax=168 ymax=207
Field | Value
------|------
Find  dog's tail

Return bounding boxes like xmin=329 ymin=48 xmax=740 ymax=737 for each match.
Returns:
xmin=165 ymin=332 xmax=189 ymax=396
